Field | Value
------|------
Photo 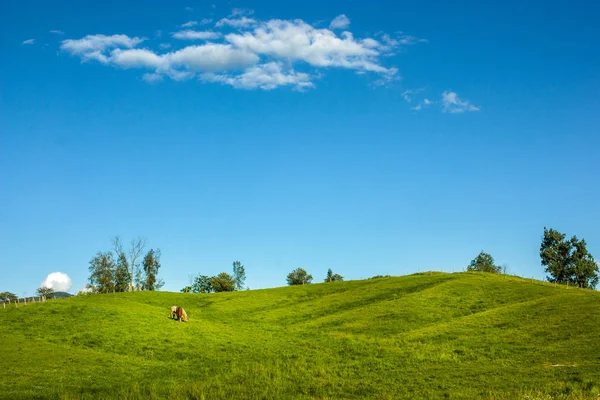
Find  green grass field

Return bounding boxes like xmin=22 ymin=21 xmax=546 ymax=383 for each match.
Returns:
xmin=1 ymin=272 xmax=599 ymax=399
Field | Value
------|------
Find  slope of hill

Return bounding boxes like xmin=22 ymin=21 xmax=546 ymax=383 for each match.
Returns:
xmin=0 ymin=272 xmax=599 ymax=399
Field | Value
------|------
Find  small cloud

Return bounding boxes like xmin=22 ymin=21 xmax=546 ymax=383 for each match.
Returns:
xmin=215 ymin=17 xmax=256 ymax=28
xmin=231 ymin=8 xmax=254 ymax=17
xmin=423 ymin=98 xmax=431 ymax=105
xmin=184 ymin=6 xmax=193 ymax=11
xmin=329 ymin=14 xmax=350 ymax=30
xmin=199 ymin=18 xmax=213 ymax=25
xmin=143 ymin=73 xmax=163 ymax=83
xmin=50 ymin=30 xmax=64 ymax=35
xmin=401 ymin=88 xmax=424 ymax=103
xmin=159 ymin=43 xmax=172 ymax=49
xmin=171 ymin=30 xmax=221 ymax=40
xmin=441 ymin=91 xmax=480 ymax=113
xmin=41 ymin=272 xmax=72 ymax=292
xmin=399 ymin=34 xmax=428 ymax=45
xmin=180 ymin=21 xmax=198 ymax=28
xmin=22 ymin=39 xmax=35 ymax=45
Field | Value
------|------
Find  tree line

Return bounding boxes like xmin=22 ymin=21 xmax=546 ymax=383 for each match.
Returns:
xmin=467 ymin=227 xmax=598 ymax=289
xmin=2 ymin=227 xmax=597 ymax=301
xmin=181 ymin=260 xmax=246 ymax=293
xmin=86 ymin=236 xmax=163 ymax=293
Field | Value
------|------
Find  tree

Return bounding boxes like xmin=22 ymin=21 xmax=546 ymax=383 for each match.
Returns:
xmin=112 ymin=237 xmax=131 ymax=292
xmin=467 ymin=251 xmax=500 ymax=273
xmin=88 ymin=251 xmax=116 ymax=293
xmin=128 ymin=237 xmax=146 ymax=291
xmin=114 ymin=251 xmax=131 ymax=292
xmin=180 ymin=286 xmax=192 ymax=293
xmin=191 ymin=275 xmax=213 ymax=293
xmin=541 ymin=227 xmax=598 ymax=288
xmin=142 ymin=248 xmax=163 ymax=291
xmin=36 ymin=286 xmax=54 ymax=300
xmin=324 ymin=268 xmax=344 ymax=282
xmin=287 ymin=268 xmax=313 ymax=285
xmin=232 ymin=260 xmax=246 ymax=291
xmin=209 ymin=272 xmax=236 ymax=292
xmin=0 ymin=292 xmax=18 ymax=304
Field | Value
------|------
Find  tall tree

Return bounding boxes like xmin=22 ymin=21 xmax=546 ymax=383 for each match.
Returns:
xmin=540 ymin=227 xmax=599 ymax=288
xmin=232 ymin=260 xmax=246 ymax=291
xmin=0 ymin=292 xmax=18 ymax=304
xmin=142 ymin=248 xmax=163 ymax=291
xmin=191 ymin=275 xmax=213 ymax=293
xmin=287 ymin=268 xmax=313 ymax=285
xmin=88 ymin=251 xmax=116 ymax=293
xmin=128 ymin=237 xmax=146 ymax=291
xmin=467 ymin=251 xmax=501 ymax=273
xmin=209 ymin=272 xmax=236 ymax=292
xmin=36 ymin=287 xmax=54 ymax=300
xmin=114 ymin=251 xmax=131 ymax=292
xmin=112 ymin=237 xmax=131 ymax=292
xmin=324 ymin=268 xmax=344 ymax=282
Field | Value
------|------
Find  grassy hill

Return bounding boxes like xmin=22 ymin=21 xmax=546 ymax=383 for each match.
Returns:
xmin=1 ymin=272 xmax=599 ymax=399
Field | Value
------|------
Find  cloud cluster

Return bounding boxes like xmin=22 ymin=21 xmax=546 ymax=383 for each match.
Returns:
xmin=41 ymin=272 xmax=72 ymax=292
xmin=441 ymin=91 xmax=480 ymax=113
xmin=59 ymin=13 xmax=423 ymax=91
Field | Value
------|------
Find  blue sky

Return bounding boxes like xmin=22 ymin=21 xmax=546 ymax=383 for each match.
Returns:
xmin=1 ymin=0 xmax=599 ymax=295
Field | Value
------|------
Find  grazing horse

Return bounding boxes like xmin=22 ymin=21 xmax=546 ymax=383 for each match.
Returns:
xmin=176 ymin=306 xmax=188 ymax=322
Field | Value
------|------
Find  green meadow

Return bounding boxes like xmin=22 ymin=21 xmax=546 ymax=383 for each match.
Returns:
xmin=1 ymin=272 xmax=599 ymax=399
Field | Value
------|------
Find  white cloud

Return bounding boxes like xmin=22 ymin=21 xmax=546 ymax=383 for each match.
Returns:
xmin=200 ymin=18 xmax=213 ymax=25
xmin=50 ymin=30 xmax=64 ymax=35
xmin=143 ymin=72 xmax=164 ymax=83
xmin=22 ymin=39 xmax=35 ymax=45
xmin=441 ymin=91 xmax=480 ymax=113
xmin=204 ymin=62 xmax=314 ymax=90
xmin=398 ymin=35 xmax=428 ymax=45
xmin=401 ymin=88 xmax=424 ymax=103
xmin=231 ymin=8 xmax=254 ymax=17
xmin=41 ymin=272 xmax=72 ymax=292
xmin=329 ymin=14 xmax=350 ymax=30
xmin=110 ymin=48 xmax=166 ymax=69
xmin=184 ymin=6 xmax=193 ymax=11
xmin=180 ymin=21 xmax=198 ymax=28
xmin=216 ymin=16 xmax=257 ymax=29
xmin=172 ymin=30 xmax=222 ymax=40
xmin=225 ymin=19 xmax=395 ymax=75
xmin=168 ymin=44 xmax=259 ymax=71
xmin=61 ymin=34 xmax=144 ymax=54
xmin=58 ymin=16 xmax=410 ymax=90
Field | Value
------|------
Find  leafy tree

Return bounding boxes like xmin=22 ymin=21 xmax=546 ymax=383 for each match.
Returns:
xmin=36 ymin=287 xmax=54 ymax=300
xmin=88 ymin=251 xmax=116 ymax=293
xmin=114 ymin=251 xmax=131 ymax=292
xmin=232 ymin=260 xmax=246 ymax=291
xmin=191 ymin=275 xmax=213 ymax=293
xmin=287 ymin=268 xmax=313 ymax=285
xmin=467 ymin=251 xmax=500 ymax=273
xmin=180 ymin=286 xmax=192 ymax=293
xmin=324 ymin=268 xmax=344 ymax=282
xmin=0 ymin=292 xmax=18 ymax=303
xmin=541 ymin=227 xmax=598 ymax=288
xmin=209 ymin=272 xmax=236 ymax=292
xmin=142 ymin=249 xmax=163 ymax=291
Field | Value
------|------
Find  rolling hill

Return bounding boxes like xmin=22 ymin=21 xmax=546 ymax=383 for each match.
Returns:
xmin=1 ymin=272 xmax=599 ymax=399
